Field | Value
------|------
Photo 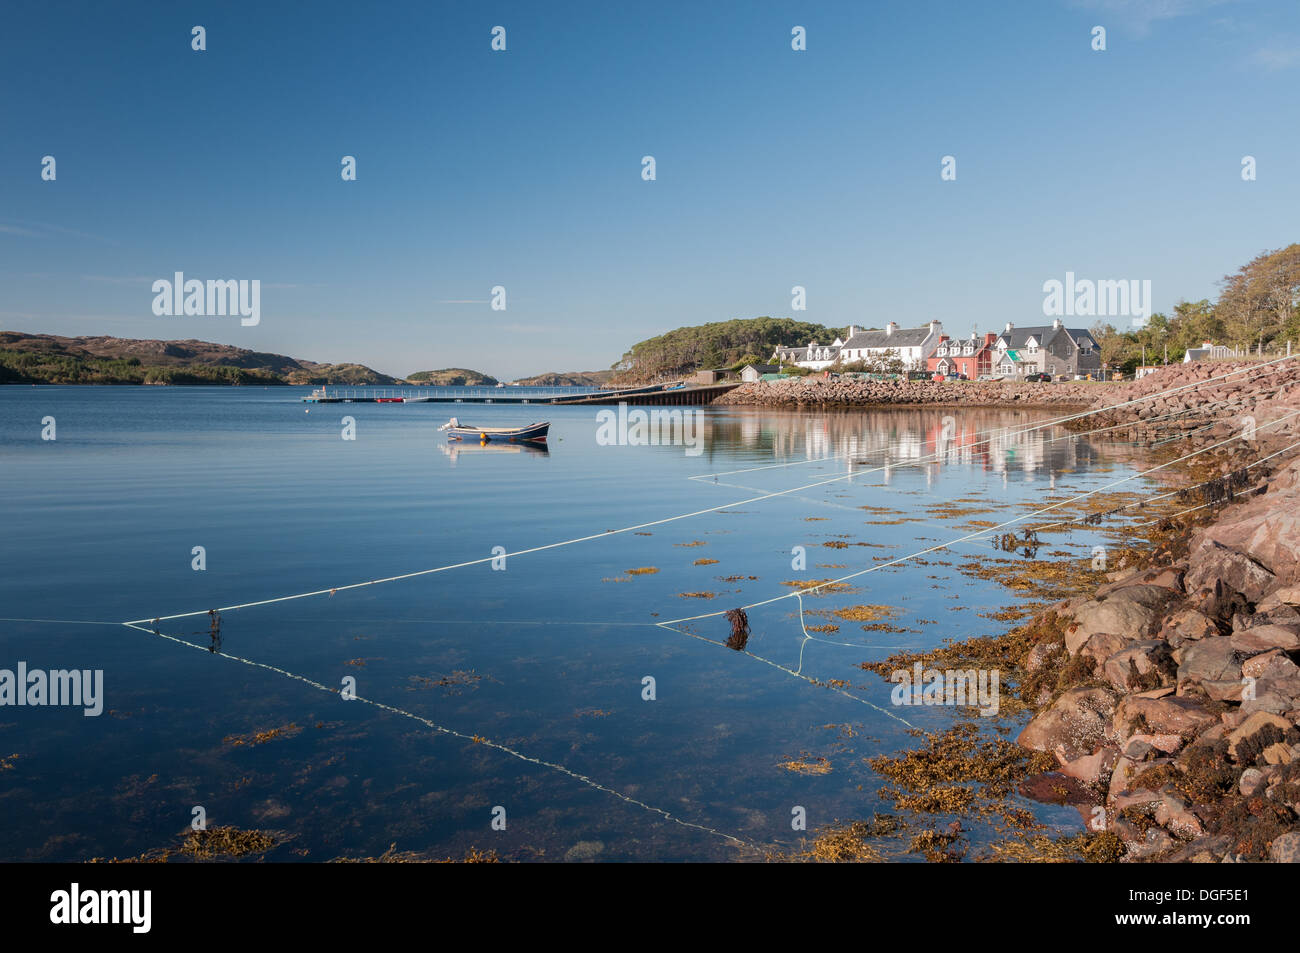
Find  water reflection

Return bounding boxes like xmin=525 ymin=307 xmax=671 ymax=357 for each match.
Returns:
xmin=439 ymin=439 xmax=550 ymax=465
xmin=697 ymin=408 xmax=1106 ymax=480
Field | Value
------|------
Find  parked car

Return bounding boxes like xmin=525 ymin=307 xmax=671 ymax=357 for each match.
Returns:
xmin=1023 ymin=373 xmax=1050 ymax=382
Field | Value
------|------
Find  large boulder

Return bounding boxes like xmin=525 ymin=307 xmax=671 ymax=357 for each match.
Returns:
xmin=1241 ymin=676 xmax=1300 ymax=715
xmin=1158 ymin=607 xmax=1220 ymax=650
xmin=1018 ymin=687 xmax=1118 ymax=762
xmin=1058 ymin=746 xmax=1120 ymax=786
xmin=1153 ymin=791 xmax=1204 ymax=839
xmin=1097 ymin=565 xmax=1185 ymax=597
xmin=1176 ymin=637 xmax=1241 ymax=692
xmin=1243 ymin=650 xmax=1300 ymax=681
xmin=1186 ymin=539 xmax=1277 ymax=604
xmin=1186 ymin=496 xmax=1300 ymax=600
xmin=1270 ymin=831 xmax=1300 ymax=863
xmin=1114 ymin=695 xmax=1216 ymax=744
xmin=1064 ymin=586 xmax=1178 ymax=655
xmin=1225 ymin=711 xmax=1293 ymax=762
xmin=1257 ymin=584 xmax=1300 ymax=612
xmin=1102 ymin=641 xmax=1174 ymax=693
xmin=1231 ymin=623 xmax=1300 ymax=654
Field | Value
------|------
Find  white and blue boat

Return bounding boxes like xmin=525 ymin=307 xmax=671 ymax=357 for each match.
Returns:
xmin=438 ymin=417 xmax=550 ymax=443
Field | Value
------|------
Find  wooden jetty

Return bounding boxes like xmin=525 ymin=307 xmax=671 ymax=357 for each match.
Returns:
xmin=549 ymin=382 xmax=740 ymax=405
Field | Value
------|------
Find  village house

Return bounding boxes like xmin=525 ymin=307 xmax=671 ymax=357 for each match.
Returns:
xmin=739 ymin=363 xmax=780 ymax=382
xmin=991 ymin=320 xmax=1101 ymax=379
xmin=773 ymin=321 xmax=944 ymax=372
xmin=1183 ymin=341 xmax=1240 ymax=363
xmin=926 ymin=331 xmax=998 ymax=379
xmin=772 ymin=338 xmax=843 ymax=371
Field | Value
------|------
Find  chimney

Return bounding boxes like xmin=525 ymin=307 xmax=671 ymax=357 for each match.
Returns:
xmin=886 ymin=321 xmax=898 ymax=337
xmin=1052 ymin=318 xmax=1062 ymax=330
xmin=929 ymin=320 xmax=940 ymax=333
xmin=1004 ymin=322 xmax=1014 ymax=334
xmin=847 ymin=325 xmax=857 ymax=338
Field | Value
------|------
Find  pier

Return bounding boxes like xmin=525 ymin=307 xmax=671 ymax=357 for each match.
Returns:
xmin=301 ymin=381 xmax=739 ymax=405
xmin=549 ymin=382 xmax=741 ymax=405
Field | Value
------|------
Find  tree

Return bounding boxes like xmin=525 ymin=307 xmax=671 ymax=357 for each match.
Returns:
xmin=1089 ymin=321 xmax=1131 ymax=369
xmin=1218 ymin=244 xmax=1300 ymax=352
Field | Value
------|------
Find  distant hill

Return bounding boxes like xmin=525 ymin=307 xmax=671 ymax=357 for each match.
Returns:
xmin=510 ymin=369 xmax=614 ymax=387
xmin=0 ymin=332 xmax=399 ymax=385
xmin=406 ymin=368 xmax=498 ymax=386
xmin=611 ymin=317 xmax=843 ymax=383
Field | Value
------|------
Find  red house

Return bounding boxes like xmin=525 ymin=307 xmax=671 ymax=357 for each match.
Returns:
xmin=928 ymin=332 xmax=997 ymax=380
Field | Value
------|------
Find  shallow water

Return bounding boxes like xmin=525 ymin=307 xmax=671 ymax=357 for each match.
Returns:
xmin=0 ymin=387 xmax=1150 ymax=861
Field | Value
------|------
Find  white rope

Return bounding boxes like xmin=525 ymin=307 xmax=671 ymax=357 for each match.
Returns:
xmin=120 ymin=621 xmax=763 ymax=852
xmin=0 ymin=617 xmax=126 ymax=626
xmin=650 ymin=606 xmax=917 ymax=728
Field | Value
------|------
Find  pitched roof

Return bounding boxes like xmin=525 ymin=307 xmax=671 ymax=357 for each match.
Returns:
xmin=841 ymin=325 xmax=934 ymax=349
xmin=996 ymin=325 xmax=1096 ymax=348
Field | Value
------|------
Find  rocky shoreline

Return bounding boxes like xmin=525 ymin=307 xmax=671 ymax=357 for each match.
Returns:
xmin=715 ymin=375 xmax=1107 ymax=409
xmin=1013 ymin=361 xmax=1300 ymax=862
xmin=852 ymin=359 xmax=1300 ymax=862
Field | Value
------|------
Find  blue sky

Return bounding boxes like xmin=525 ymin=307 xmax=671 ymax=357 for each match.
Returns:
xmin=2 ymin=0 xmax=1298 ymax=379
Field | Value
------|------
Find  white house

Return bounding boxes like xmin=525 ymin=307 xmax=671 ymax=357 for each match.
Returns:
xmin=773 ymin=322 xmax=944 ymax=371
xmin=1183 ymin=341 xmax=1239 ymax=363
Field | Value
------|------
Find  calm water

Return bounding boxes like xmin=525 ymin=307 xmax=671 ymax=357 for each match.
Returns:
xmin=0 ymin=386 xmax=1148 ymax=861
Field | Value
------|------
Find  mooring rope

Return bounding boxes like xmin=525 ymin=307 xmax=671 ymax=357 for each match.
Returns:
xmin=0 ymin=617 xmax=127 ymax=626
xmin=119 ymin=621 xmax=766 ymax=853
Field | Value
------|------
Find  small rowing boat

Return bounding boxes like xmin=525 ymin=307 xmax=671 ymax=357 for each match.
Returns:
xmin=438 ymin=417 xmax=550 ymax=443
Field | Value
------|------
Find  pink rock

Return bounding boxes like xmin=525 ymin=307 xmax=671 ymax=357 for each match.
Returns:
xmin=1059 ymin=746 xmax=1120 ymax=785
xmin=1114 ymin=695 xmax=1216 ymax=743
xmin=1231 ymin=623 xmax=1300 ymax=654
xmin=1018 ymin=687 xmax=1118 ymax=761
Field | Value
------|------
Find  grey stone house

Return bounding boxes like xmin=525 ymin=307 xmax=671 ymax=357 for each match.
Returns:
xmin=991 ymin=320 xmax=1101 ymax=379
